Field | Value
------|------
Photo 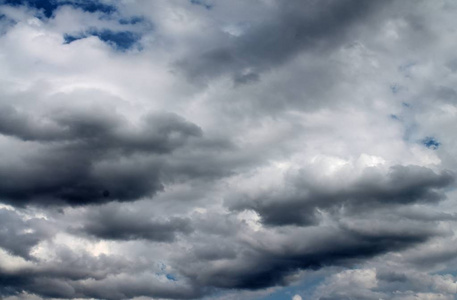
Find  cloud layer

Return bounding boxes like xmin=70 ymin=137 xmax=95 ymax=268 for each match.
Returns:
xmin=1 ymin=0 xmax=457 ymax=299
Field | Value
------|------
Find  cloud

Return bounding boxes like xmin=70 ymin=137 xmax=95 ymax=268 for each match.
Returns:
xmin=0 ymin=245 xmax=201 ymax=300
xmin=175 ymin=0 xmax=388 ymax=84
xmin=1 ymin=0 xmax=457 ymax=299
xmin=312 ymin=267 xmax=457 ymax=300
xmin=77 ymin=204 xmax=193 ymax=241
xmin=0 ymin=106 xmax=205 ymax=206
xmin=0 ymin=208 xmax=55 ymax=259
xmin=174 ymin=216 xmax=441 ymax=290
xmin=227 ymin=164 xmax=454 ymax=226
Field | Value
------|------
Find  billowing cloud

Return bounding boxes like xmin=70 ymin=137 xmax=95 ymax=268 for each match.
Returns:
xmin=312 ymin=267 xmax=457 ymax=300
xmin=0 ymin=106 xmax=204 ymax=206
xmin=0 ymin=208 xmax=55 ymax=259
xmin=1 ymin=0 xmax=457 ymax=299
xmin=227 ymin=164 xmax=454 ymax=226
xmin=176 ymin=0 xmax=387 ymax=84
xmin=77 ymin=204 xmax=193 ymax=241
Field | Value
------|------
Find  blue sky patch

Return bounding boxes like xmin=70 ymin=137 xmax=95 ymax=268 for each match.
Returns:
xmin=422 ymin=137 xmax=440 ymax=150
xmin=63 ymin=32 xmax=82 ymax=44
xmin=390 ymin=83 xmax=401 ymax=94
xmin=3 ymin=0 xmax=116 ymax=18
xmin=402 ymin=102 xmax=411 ymax=108
xmin=70 ymin=1 xmax=115 ymax=14
xmin=119 ymin=16 xmax=144 ymax=25
xmin=64 ymin=29 xmax=141 ymax=51
xmin=95 ymin=30 xmax=140 ymax=50
xmin=390 ymin=114 xmax=400 ymax=121
xmin=166 ymin=274 xmax=177 ymax=281
xmin=3 ymin=0 xmax=58 ymax=18
xmin=190 ymin=0 xmax=213 ymax=10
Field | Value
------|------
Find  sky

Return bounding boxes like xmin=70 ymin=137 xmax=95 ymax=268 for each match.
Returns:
xmin=1 ymin=0 xmax=457 ymax=299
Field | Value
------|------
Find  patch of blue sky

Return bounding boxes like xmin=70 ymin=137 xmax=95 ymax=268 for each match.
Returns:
xmin=64 ymin=29 xmax=141 ymax=51
xmin=69 ymin=0 xmax=115 ymax=14
xmin=434 ymin=269 xmax=457 ymax=277
xmin=119 ymin=16 xmax=144 ymax=25
xmin=63 ymin=33 xmax=81 ymax=44
xmin=2 ymin=0 xmax=116 ymax=18
xmin=95 ymin=30 xmax=140 ymax=50
xmin=3 ymin=0 xmax=58 ymax=18
xmin=190 ymin=0 xmax=213 ymax=10
xmin=422 ymin=137 xmax=440 ymax=150
xmin=398 ymin=61 xmax=417 ymax=78
xmin=389 ymin=114 xmax=400 ymax=121
xmin=390 ymin=83 xmax=402 ymax=94
xmin=166 ymin=274 xmax=177 ymax=281
xmin=402 ymin=102 xmax=411 ymax=108
xmin=0 ymin=13 xmax=17 ymax=35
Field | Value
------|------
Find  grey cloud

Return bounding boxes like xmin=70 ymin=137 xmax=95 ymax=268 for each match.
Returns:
xmin=2 ymin=0 xmax=457 ymax=299
xmin=176 ymin=0 xmax=387 ymax=84
xmin=0 ymin=244 xmax=201 ymax=300
xmin=193 ymin=245 xmax=237 ymax=261
xmin=0 ymin=105 xmax=202 ymax=151
xmin=0 ymin=106 xmax=64 ymax=141
xmin=78 ymin=204 xmax=193 ymax=241
xmin=70 ymin=273 xmax=201 ymax=300
xmin=227 ymin=165 xmax=454 ymax=226
xmin=0 ymin=106 xmax=204 ymax=206
xmin=0 ymin=209 xmax=54 ymax=259
xmin=177 ymin=217 xmax=439 ymax=290
xmin=396 ymin=206 xmax=457 ymax=222
xmin=313 ymin=267 xmax=457 ymax=300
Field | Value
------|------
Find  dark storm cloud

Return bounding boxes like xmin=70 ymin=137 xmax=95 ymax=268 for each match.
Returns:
xmin=0 ymin=106 xmax=203 ymax=206
xmin=0 ymin=105 xmax=202 ymax=148
xmin=0 ymin=209 xmax=54 ymax=259
xmin=193 ymin=244 xmax=237 ymax=261
xmin=78 ymin=205 xmax=193 ymax=241
xmin=178 ymin=217 xmax=440 ymax=290
xmin=227 ymin=165 xmax=454 ymax=226
xmin=396 ymin=206 xmax=457 ymax=222
xmin=176 ymin=0 xmax=387 ymax=83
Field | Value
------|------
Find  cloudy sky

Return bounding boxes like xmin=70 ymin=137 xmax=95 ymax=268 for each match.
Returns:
xmin=1 ymin=0 xmax=457 ymax=299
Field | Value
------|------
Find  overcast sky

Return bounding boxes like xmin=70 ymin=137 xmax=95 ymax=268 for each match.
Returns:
xmin=1 ymin=0 xmax=457 ymax=299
